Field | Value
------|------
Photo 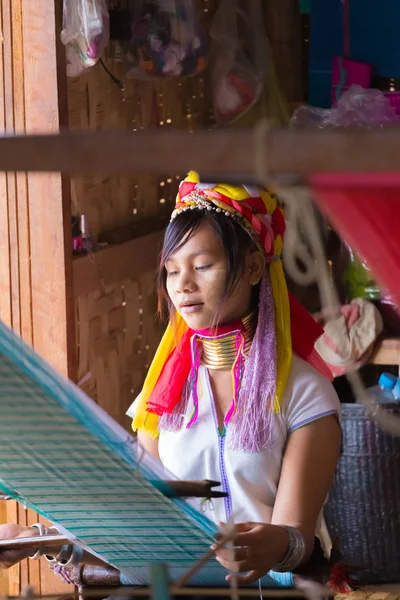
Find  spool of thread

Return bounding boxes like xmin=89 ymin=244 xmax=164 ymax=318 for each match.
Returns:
xmin=80 ymin=214 xmax=92 ymax=253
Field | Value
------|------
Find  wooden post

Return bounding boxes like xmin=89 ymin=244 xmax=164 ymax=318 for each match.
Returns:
xmin=150 ymin=564 xmax=171 ymax=600
xmin=0 ymin=0 xmax=75 ymax=595
xmin=266 ymin=0 xmax=303 ymax=103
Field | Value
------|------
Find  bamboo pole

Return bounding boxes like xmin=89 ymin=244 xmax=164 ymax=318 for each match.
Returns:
xmin=0 ymin=536 xmax=69 ymax=550
xmin=2 ymin=127 xmax=400 ymax=178
xmin=6 ymin=588 xmax=335 ymax=599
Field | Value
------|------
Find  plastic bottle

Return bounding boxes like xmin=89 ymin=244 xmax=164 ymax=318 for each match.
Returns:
xmin=366 ymin=372 xmax=397 ymax=404
xmin=393 ymin=378 xmax=400 ymax=401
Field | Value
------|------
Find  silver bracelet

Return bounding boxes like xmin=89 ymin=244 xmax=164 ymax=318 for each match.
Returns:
xmin=28 ymin=524 xmax=83 ymax=568
xmin=29 ymin=523 xmax=48 ymax=560
xmin=45 ymin=544 xmax=73 ymax=565
xmin=30 ymin=524 xmax=62 ymax=561
xmin=62 ymin=544 xmax=84 ymax=568
xmin=272 ymin=525 xmax=307 ymax=573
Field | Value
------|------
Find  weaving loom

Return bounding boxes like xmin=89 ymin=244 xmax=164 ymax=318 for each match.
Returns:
xmin=2 ymin=126 xmax=400 ymax=596
xmin=0 ymin=317 xmax=291 ymax=589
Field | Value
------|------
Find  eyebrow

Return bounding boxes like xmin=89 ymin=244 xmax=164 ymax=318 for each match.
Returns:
xmin=166 ymin=250 xmax=213 ymax=263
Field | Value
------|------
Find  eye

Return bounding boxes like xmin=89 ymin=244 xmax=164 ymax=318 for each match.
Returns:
xmin=166 ymin=269 xmax=178 ymax=277
xmin=195 ymin=264 xmax=212 ymax=272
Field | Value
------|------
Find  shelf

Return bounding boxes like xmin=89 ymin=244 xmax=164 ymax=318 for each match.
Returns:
xmin=370 ymin=337 xmax=400 ymax=365
xmin=73 ymin=229 xmax=164 ymax=297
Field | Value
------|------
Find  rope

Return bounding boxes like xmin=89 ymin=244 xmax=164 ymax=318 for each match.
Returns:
xmin=279 ymin=186 xmax=400 ymax=438
xmin=253 ymin=120 xmax=400 ymax=436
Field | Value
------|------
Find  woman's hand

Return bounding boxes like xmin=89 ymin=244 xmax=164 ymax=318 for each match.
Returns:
xmin=212 ymin=522 xmax=289 ymax=585
xmin=0 ymin=524 xmax=39 ymax=569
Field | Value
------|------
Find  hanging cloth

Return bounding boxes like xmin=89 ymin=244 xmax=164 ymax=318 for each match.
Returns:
xmin=299 ymin=0 xmax=312 ymax=15
xmin=331 ymin=0 xmax=372 ymax=105
xmin=311 ymin=173 xmax=400 ymax=307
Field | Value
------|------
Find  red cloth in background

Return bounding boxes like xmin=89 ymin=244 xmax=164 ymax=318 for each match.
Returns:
xmin=311 ymin=173 xmax=400 ymax=307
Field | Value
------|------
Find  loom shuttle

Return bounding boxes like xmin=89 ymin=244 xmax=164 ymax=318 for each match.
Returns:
xmin=151 ymin=479 xmax=228 ymax=499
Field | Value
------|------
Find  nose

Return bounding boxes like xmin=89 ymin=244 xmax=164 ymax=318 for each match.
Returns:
xmin=176 ymin=269 xmax=195 ymax=294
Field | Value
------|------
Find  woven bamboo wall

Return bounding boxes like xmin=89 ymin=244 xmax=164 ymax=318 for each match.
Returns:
xmin=69 ymin=1 xmax=216 ymax=428
xmin=75 ymin=272 xmax=163 ymax=431
xmin=68 ymin=0 xmax=301 ymax=429
xmin=68 ymin=73 xmax=213 ymax=238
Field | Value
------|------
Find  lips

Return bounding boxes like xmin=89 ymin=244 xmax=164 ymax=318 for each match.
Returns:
xmin=178 ymin=301 xmax=203 ymax=314
xmin=179 ymin=300 xmax=202 ymax=308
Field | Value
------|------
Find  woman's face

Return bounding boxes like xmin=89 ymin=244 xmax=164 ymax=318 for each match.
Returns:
xmin=165 ymin=223 xmax=262 ymax=330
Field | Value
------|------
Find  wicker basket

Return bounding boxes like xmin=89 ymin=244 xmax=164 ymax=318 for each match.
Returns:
xmin=324 ymin=402 xmax=400 ymax=583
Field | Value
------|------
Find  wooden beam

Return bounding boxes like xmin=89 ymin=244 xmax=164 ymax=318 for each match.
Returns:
xmin=73 ymin=230 xmax=164 ymax=297
xmin=2 ymin=128 xmax=400 ymax=177
xmin=370 ymin=337 xmax=400 ymax=365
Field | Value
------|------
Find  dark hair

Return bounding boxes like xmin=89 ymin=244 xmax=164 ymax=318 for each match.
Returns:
xmin=157 ymin=210 xmax=258 ymax=321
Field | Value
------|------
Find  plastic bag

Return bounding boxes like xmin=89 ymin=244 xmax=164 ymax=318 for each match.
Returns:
xmin=290 ymin=85 xmax=399 ymax=129
xmin=125 ymin=0 xmax=207 ymax=79
xmin=342 ymin=244 xmax=381 ymax=302
xmin=295 ymin=86 xmax=400 ymax=328
xmin=61 ymin=0 xmax=110 ymax=77
xmin=210 ymin=0 xmax=268 ymax=123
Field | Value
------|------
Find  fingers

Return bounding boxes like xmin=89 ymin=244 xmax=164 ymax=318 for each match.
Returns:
xmin=217 ymin=521 xmax=255 ymax=533
xmin=232 ymin=522 xmax=256 ymax=533
xmin=211 ymin=543 xmax=258 ymax=577
xmin=227 ymin=570 xmax=264 ymax=585
xmin=232 ymin=523 xmax=262 ymax=547
xmin=212 ymin=545 xmax=248 ymax=562
xmin=213 ymin=522 xmax=272 ymax=586
xmin=0 ymin=548 xmax=32 ymax=570
xmin=233 ymin=531 xmax=256 ymax=547
xmin=214 ymin=522 xmax=257 ymax=548
xmin=216 ymin=555 xmax=253 ymax=574
xmin=214 ymin=545 xmax=263 ymax=577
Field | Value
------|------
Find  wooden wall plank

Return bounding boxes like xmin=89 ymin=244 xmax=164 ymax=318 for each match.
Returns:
xmin=0 ymin=1 xmax=12 ymax=327
xmin=0 ymin=0 xmax=74 ymax=596
xmin=6 ymin=501 xmax=20 ymax=597
xmin=12 ymin=0 xmax=33 ymax=344
xmin=0 ymin=501 xmax=9 ymax=595
xmin=266 ymin=0 xmax=303 ymax=103
xmin=3 ymin=0 xmax=21 ymax=335
xmin=1 ymin=0 xmax=23 ymax=594
xmin=21 ymin=0 xmax=75 ymax=378
xmin=19 ymin=0 xmax=74 ymax=595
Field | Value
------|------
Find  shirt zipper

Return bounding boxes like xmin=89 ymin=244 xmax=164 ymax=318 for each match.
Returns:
xmin=218 ymin=428 xmax=232 ymax=520
xmin=206 ymin=370 xmax=233 ymax=521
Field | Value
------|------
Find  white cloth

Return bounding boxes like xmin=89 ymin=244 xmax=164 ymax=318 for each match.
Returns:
xmin=127 ymin=355 xmax=340 ymax=526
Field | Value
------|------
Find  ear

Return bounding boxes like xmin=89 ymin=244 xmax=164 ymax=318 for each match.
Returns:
xmin=247 ymin=251 xmax=266 ymax=286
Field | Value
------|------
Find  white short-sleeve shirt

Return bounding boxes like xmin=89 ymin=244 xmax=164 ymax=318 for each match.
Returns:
xmin=127 ymin=355 xmax=340 ymax=526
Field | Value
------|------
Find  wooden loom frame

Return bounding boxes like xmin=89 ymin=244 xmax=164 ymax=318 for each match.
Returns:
xmin=1 ymin=128 xmax=400 ymax=599
xmin=1 ymin=127 xmax=400 ymax=178
xmin=1 ymin=127 xmax=400 ymax=600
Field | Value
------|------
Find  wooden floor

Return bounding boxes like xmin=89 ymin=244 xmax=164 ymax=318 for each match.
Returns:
xmin=336 ymin=587 xmax=400 ymax=600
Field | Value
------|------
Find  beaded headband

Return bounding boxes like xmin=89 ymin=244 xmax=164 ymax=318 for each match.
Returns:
xmin=171 ymin=189 xmax=267 ymax=255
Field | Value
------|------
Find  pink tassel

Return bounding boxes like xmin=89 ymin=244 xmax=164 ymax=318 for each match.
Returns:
xmin=228 ymin=271 xmax=277 ymax=452
xmin=186 ymin=334 xmax=201 ymax=429
xmin=224 ymin=332 xmax=245 ymax=425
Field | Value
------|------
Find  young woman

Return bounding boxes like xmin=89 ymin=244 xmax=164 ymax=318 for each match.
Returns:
xmin=0 ymin=173 xmax=341 ymax=586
